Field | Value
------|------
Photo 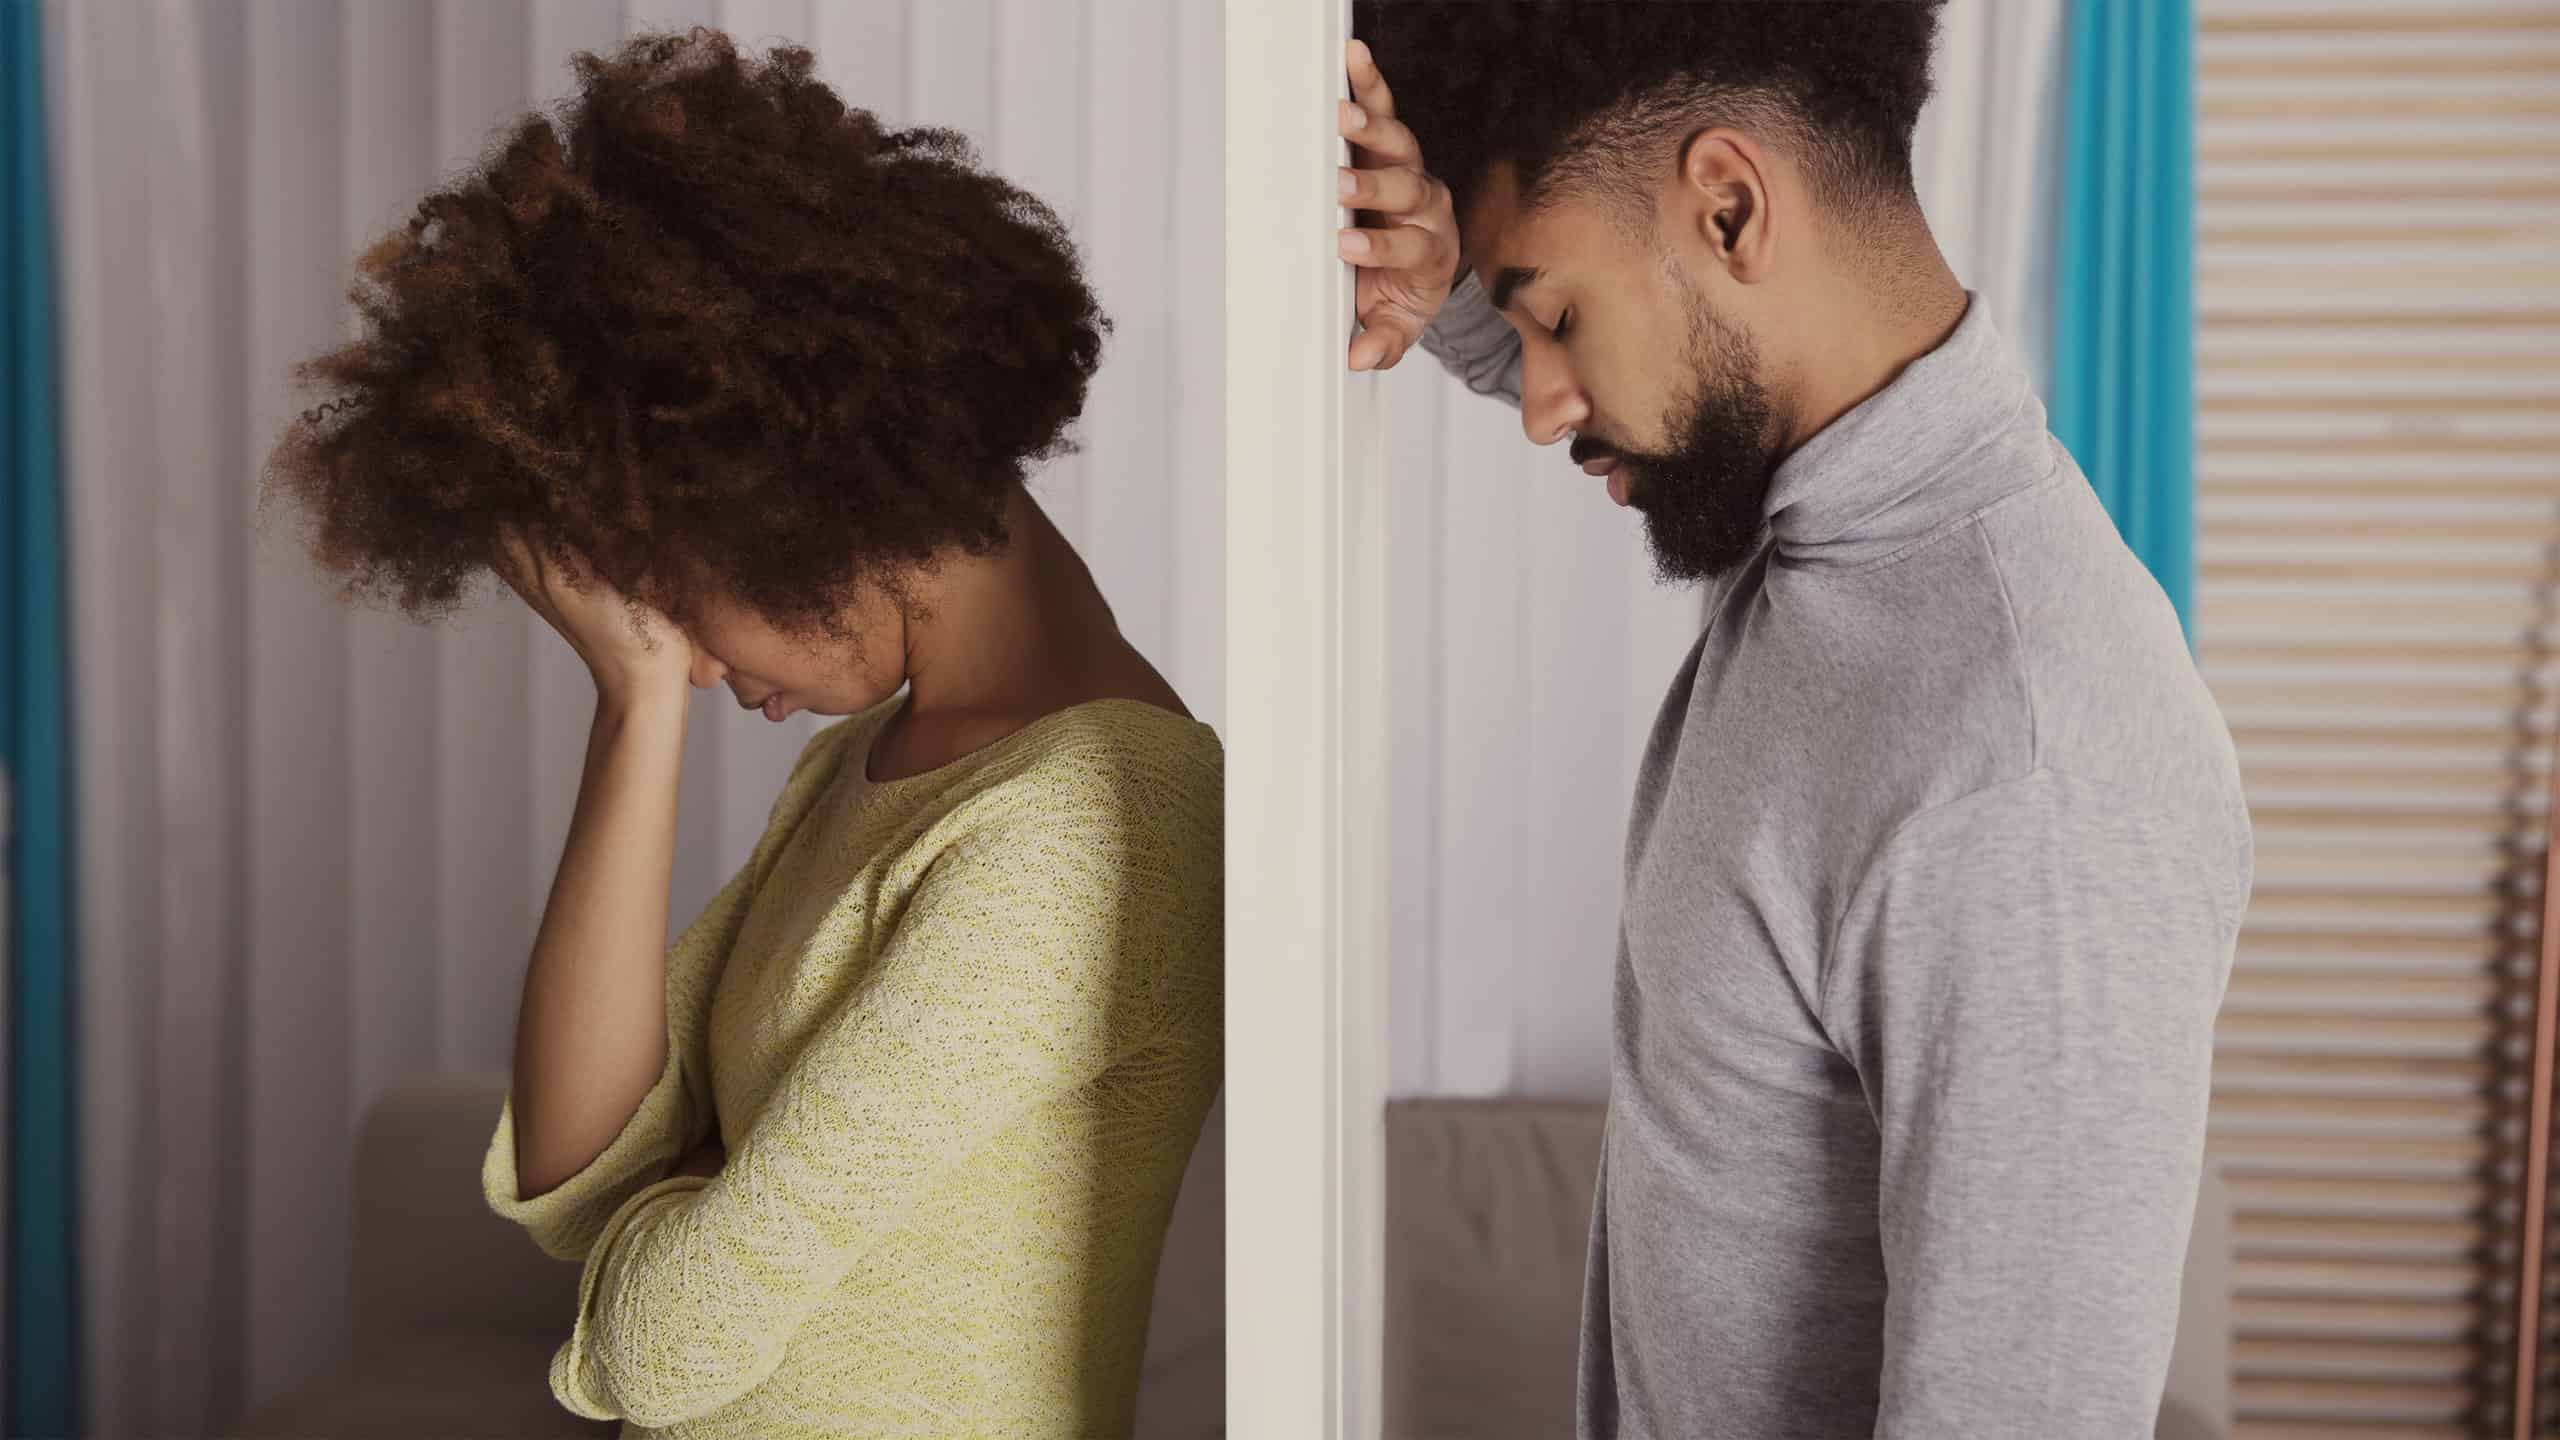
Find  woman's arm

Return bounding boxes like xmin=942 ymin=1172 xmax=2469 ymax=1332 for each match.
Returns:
xmin=541 ymin=758 xmax=1221 ymax=1425
xmin=509 ymin=684 xmax=689 ymax=1199
xmin=484 ymin=714 xmax=838 ymax=1261
xmin=478 ymin=523 xmax=723 ymax=1260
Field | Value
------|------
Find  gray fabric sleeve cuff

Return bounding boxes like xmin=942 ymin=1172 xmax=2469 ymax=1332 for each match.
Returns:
xmin=1415 ymin=266 xmax=1523 ymax=407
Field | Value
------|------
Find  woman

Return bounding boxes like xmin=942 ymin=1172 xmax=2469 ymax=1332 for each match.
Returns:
xmin=257 ymin=28 xmax=1221 ymax=1438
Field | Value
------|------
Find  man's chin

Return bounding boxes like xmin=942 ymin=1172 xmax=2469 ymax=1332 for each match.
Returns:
xmin=1638 ymin=515 xmax=1767 ymax=586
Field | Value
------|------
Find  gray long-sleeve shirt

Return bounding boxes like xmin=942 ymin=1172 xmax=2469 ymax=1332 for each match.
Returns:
xmin=1418 ymin=271 xmax=2253 ymax=1439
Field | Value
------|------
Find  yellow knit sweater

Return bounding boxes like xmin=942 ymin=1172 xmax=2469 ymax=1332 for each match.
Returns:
xmin=481 ymin=693 xmax=1223 ymax=1438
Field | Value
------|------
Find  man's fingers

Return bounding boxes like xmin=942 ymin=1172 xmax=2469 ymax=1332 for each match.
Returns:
xmin=1340 ymin=163 xmax=1441 ymax=220
xmin=1338 ymin=99 xmax=1420 ymax=170
xmin=1346 ymin=38 xmax=1397 ymax=124
xmin=1351 ymin=322 xmax=1413 ymax=371
xmin=1338 ymin=219 xmax=1452 ymax=274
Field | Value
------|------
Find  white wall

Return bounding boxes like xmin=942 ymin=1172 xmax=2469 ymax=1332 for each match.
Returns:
xmin=48 ymin=1 xmax=1220 ymax=1431
xmin=1384 ymin=0 xmax=2065 ymax=1101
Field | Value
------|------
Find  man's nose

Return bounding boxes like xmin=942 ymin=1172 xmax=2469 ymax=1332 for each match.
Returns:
xmin=1519 ymin=354 xmax=1588 ymax=448
xmin=689 ymin=649 xmax=728 ymax=690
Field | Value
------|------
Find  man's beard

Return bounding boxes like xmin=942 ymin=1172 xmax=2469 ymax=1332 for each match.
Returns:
xmin=1610 ymin=287 xmax=1784 ymax=585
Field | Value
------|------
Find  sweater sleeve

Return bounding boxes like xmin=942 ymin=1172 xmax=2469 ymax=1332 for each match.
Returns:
xmin=540 ymin=773 xmax=1211 ymax=1426
xmin=481 ymin=718 xmax=854 ymax=1263
xmin=1819 ymin=768 xmax=2244 ymax=1439
xmin=1415 ymin=265 xmax=1523 ymax=406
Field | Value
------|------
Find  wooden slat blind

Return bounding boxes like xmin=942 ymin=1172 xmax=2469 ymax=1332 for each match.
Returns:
xmin=2194 ymin=2 xmax=2560 ymax=1435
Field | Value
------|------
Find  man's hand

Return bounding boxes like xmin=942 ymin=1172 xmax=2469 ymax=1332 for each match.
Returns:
xmin=1339 ymin=37 xmax=1460 ymax=372
xmin=665 ymin=1136 xmax=726 ymax=1181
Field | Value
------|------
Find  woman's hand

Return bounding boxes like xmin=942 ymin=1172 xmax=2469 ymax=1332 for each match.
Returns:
xmin=1338 ymin=37 xmax=1460 ymax=373
xmin=489 ymin=522 xmax=697 ymax=709
xmin=665 ymin=1136 xmax=727 ymax=1181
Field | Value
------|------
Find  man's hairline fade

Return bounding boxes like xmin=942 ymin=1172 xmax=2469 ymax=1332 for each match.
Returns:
xmin=1502 ymin=74 xmax=1928 ymax=257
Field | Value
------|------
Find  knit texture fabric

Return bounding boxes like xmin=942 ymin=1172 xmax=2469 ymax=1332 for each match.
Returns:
xmin=481 ymin=694 xmax=1224 ymax=1437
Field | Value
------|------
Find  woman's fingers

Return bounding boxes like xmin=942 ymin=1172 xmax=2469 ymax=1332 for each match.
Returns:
xmin=491 ymin=522 xmax=583 ymax=649
xmin=490 ymin=523 xmax=540 ymax=605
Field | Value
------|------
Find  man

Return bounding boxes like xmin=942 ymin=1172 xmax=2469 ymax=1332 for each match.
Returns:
xmin=1339 ymin=4 xmax=2253 ymax=1436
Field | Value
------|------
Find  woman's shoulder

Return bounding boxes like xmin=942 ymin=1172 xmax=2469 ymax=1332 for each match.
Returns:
xmin=968 ymin=698 xmax=1222 ymax=846
xmin=878 ymin=699 xmax=1215 ymax=901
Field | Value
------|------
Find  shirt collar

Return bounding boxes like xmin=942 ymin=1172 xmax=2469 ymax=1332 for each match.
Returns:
xmin=1759 ymin=290 xmax=2057 ymax=569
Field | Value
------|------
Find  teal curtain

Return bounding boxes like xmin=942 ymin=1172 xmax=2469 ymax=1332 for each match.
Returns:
xmin=3 ymin=0 xmax=79 ymax=1435
xmin=2051 ymin=0 xmax=2196 ymax=642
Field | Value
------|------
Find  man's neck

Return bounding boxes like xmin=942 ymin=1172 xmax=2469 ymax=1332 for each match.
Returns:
xmin=1781 ymin=256 xmax=1970 ymax=454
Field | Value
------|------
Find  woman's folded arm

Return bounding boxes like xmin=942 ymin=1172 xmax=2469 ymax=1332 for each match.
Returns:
xmin=542 ymin=797 xmax=1199 ymax=1425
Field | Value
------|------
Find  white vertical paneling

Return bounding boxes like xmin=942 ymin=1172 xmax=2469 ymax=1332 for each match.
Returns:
xmin=145 ymin=0 xmax=249 ymax=1427
xmin=343 ymin=0 xmax=445 ymax=1202
xmin=54 ymin=0 xmax=165 ymax=1431
xmin=995 ymin=0 xmax=1091 ymax=551
xmin=1911 ymin=0 xmax=2067 ymax=392
xmin=431 ymin=0 xmax=537 ymax=1077
xmin=624 ymin=0 xmax=719 ymax=37
xmin=1081 ymin=0 xmax=1177 ymax=668
xmin=908 ymin=0 xmax=993 ymax=140
xmin=60 ymin=5 xmax=1224 ymax=1431
xmin=1514 ymin=420 xmax=1642 ymax=1097
xmin=718 ymin=0 xmax=810 ymax=54
xmin=1170 ymin=0 xmax=1225 ymax=731
xmin=1225 ymin=0 xmax=1389 ymax=1427
xmin=243 ymin=0 xmax=353 ymax=1409
xmin=1385 ymin=355 xmax=1444 ymax=1095
xmin=1910 ymin=0 xmax=1987 ymax=292
xmin=1425 ymin=387 xmax=1524 ymax=1096
xmin=811 ymin=0 xmax=908 ymax=120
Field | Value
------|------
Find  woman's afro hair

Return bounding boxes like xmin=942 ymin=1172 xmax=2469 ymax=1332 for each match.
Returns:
xmin=259 ymin=25 xmax=1110 ymax=645
xmin=1350 ymin=0 xmax=1949 ymax=234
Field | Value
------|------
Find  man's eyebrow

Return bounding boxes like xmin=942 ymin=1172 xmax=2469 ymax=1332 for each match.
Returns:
xmin=1489 ymin=264 xmax=1542 ymax=313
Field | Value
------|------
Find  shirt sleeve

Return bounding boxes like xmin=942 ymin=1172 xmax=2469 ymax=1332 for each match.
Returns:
xmin=481 ymin=718 xmax=855 ymax=1263
xmin=540 ymin=783 xmax=1209 ymax=1426
xmin=1819 ymin=767 xmax=2246 ymax=1439
xmin=1415 ymin=265 xmax=1523 ymax=407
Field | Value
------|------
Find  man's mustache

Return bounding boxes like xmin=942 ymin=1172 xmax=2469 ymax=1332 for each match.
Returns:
xmin=1569 ymin=435 xmax=1621 ymax=468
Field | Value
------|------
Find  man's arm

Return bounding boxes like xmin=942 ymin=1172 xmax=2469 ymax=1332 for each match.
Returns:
xmin=1820 ymin=768 xmax=2244 ymax=1437
xmin=1415 ymin=264 xmax=1523 ymax=406
xmin=1336 ymin=40 xmax=1520 ymax=406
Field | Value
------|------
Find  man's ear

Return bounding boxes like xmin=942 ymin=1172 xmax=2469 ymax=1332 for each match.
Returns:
xmin=1677 ymin=127 xmax=1773 ymax=278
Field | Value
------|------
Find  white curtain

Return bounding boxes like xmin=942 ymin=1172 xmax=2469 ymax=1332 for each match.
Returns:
xmin=43 ymin=0 xmax=1222 ymax=1431
xmin=1387 ymin=0 xmax=2067 ymax=1100
xmin=1912 ymin=0 xmax=2070 ymax=397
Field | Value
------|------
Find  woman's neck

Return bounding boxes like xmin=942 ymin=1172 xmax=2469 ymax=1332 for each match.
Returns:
xmin=894 ymin=485 xmax=1137 ymax=722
